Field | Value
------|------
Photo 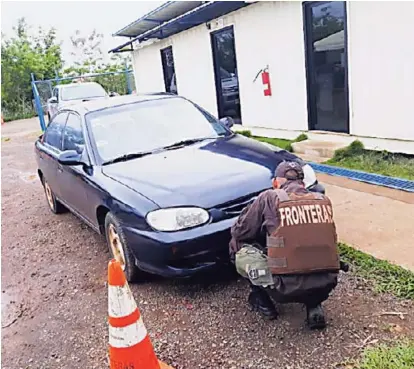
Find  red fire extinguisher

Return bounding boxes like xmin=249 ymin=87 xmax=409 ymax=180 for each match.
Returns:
xmin=261 ymin=69 xmax=271 ymax=96
xmin=254 ymin=66 xmax=272 ymax=97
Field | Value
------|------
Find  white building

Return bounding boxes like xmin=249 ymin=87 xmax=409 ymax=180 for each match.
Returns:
xmin=111 ymin=1 xmax=414 ymax=154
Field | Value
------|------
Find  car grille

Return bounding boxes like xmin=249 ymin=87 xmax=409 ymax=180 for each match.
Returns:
xmin=214 ymin=191 xmax=262 ymax=217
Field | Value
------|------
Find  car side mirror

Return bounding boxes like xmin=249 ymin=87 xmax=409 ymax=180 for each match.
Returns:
xmin=49 ymin=96 xmax=58 ymax=104
xmin=57 ymin=150 xmax=84 ymax=166
xmin=109 ymin=91 xmax=119 ymax=97
xmin=219 ymin=116 xmax=235 ymax=129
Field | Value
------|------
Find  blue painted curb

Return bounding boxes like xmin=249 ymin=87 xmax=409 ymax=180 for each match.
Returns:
xmin=309 ymin=163 xmax=414 ymax=193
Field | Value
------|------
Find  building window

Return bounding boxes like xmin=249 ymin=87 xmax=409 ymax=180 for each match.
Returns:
xmin=160 ymin=46 xmax=177 ymax=94
xmin=210 ymin=26 xmax=242 ymax=124
xmin=303 ymin=1 xmax=349 ymax=133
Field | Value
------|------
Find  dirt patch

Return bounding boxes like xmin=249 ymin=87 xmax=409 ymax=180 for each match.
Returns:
xmin=1 ymin=121 xmax=413 ymax=369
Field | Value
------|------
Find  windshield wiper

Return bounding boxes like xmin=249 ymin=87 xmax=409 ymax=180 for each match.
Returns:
xmin=103 ymin=136 xmax=226 ymax=165
xmin=162 ymin=136 xmax=224 ymax=151
xmin=162 ymin=138 xmax=207 ymax=150
xmin=102 ymin=151 xmax=153 ymax=165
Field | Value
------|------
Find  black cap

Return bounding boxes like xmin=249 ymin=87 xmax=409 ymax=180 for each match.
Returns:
xmin=274 ymin=161 xmax=304 ymax=180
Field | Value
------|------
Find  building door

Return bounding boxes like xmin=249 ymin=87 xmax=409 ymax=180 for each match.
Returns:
xmin=304 ymin=1 xmax=349 ymax=133
xmin=211 ymin=26 xmax=242 ymax=124
xmin=161 ymin=46 xmax=177 ymax=94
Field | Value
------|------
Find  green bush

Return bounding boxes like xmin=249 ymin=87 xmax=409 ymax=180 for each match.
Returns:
xmin=331 ymin=140 xmax=365 ymax=161
xmin=293 ymin=133 xmax=308 ymax=143
xmin=3 ymin=110 xmax=37 ymax=122
xmin=285 ymin=143 xmax=293 ymax=152
xmin=237 ymin=130 xmax=252 ymax=138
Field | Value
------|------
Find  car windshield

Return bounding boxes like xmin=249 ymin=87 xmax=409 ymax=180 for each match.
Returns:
xmin=61 ymin=84 xmax=106 ymax=101
xmin=86 ymin=97 xmax=230 ymax=163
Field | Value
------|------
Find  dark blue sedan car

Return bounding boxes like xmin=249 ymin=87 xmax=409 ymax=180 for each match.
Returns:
xmin=35 ymin=94 xmax=324 ymax=282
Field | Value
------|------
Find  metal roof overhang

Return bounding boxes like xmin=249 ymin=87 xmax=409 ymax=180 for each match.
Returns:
xmin=110 ymin=1 xmax=251 ymax=53
xmin=113 ymin=1 xmax=204 ymax=38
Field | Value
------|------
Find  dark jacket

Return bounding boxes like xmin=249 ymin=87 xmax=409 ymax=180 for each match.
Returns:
xmin=229 ymin=180 xmax=338 ymax=304
xmin=230 ymin=181 xmax=313 ymax=259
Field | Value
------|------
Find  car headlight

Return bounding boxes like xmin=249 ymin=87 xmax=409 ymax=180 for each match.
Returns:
xmin=146 ymin=207 xmax=210 ymax=232
xmin=302 ymin=163 xmax=317 ymax=188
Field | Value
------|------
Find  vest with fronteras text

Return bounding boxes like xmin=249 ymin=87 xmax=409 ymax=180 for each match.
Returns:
xmin=267 ymin=189 xmax=340 ymax=275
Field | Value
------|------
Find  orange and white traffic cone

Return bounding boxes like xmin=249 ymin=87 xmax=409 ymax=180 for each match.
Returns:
xmin=108 ymin=259 xmax=174 ymax=369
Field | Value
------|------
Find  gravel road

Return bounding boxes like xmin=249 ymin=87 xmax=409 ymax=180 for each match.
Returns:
xmin=1 ymin=118 xmax=413 ymax=369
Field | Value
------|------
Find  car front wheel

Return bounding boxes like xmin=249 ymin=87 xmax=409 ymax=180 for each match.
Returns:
xmin=104 ymin=212 xmax=144 ymax=282
xmin=43 ymin=179 xmax=66 ymax=214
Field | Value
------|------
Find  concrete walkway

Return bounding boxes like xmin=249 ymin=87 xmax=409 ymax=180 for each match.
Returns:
xmin=319 ymin=174 xmax=414 ymax=271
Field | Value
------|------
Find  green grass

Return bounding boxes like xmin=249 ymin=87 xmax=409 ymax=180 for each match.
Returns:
xmin=348 ymin=340 xmax=414 ymax=369
xmin=236 ymin=135 xmax=414 ymax=180
xmin=339 ymin=243 xmax=414 ymax=300
xmin=3 ymin=111 xmax=37 ymax=122
xmin=254 ymin=136 xmax=293 ymax=152
xmin=293 ymin=133 xmax=308 ymax=143
xmin=326 ymin=140 xmax=414 ymax=180
xmin=237 ymin=130 xmax=308 ymax=152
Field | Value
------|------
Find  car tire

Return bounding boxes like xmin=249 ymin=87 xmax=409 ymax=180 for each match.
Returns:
xmin=105 ymin=212 xmax=144 ymax=283
xmin=43 ymin=179 xmax=66 ymax=214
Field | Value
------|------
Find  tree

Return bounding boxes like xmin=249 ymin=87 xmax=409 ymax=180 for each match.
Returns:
xmin=1 ymin=18 xmax=63 ymax=120
xmin=63 ymin=29 xmax=134 ymax=95
xmin=312 ymin=4 xmax=344 ymax=43
xmin=93 ymin=58 xmax=134 ymax=95
xmin=69 ymin=29 xmax=104 ymax=74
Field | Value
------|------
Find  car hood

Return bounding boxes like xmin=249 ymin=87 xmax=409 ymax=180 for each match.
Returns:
xmin=101 ymin=135 xmax=297 ymax=209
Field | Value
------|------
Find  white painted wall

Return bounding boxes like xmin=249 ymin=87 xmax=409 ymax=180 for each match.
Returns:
xmin=172 ymin=26 xmax=218 ymax=116
xmin=132 ymin=2 xmax=308 ymax=130
xmin=132 ymin=24 xmax=218 ymax=116
xmin=132 ymin=41 xmax=165 ymax=93
xmin=347 ymin=1 xmax=414 ymax=141
xmin=131 ymin=1 xmax=414 ymax=153
xmin=232 ymin=1 xmax=308 ymax=132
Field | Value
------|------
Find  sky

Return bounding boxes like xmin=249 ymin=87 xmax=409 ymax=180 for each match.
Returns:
xmin=1 ymin=0 xmax=165 ymax=66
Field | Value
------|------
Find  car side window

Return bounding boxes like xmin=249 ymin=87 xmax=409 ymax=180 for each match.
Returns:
xmin=43 ymin=112 xmax=68 ymax=151
xmin=52 ymin=88 xmax=59 ymax=101
xmin=62 ymin=113 xmax=85 ymax=154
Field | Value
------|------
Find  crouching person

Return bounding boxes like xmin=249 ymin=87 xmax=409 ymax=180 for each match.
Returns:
xmin=229 ymin=161 xmax=340 ymax=329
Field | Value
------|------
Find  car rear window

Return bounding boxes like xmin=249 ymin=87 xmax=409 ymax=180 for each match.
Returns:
xmin=61 ymin=84 xmax=106 ymax=101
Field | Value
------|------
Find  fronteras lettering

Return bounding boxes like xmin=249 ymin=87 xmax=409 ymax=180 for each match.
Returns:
xmin=280 ymin=208 xmax=286 ymax=227
xmin=291 ymin=206 xmax=299 ymax=225
xmin=278 ymin=203 xmax=334 ymax=226
xmin=298 ymin=206 xmax=307 ymax=224
xmin=285 ymin=207 xmax=293 ymax=226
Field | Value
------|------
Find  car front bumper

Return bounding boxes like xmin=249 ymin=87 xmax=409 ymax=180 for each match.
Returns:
xmin=123 ymin=217 xmax=236 ymax=278
xmin=123 ymin=182 xmax=325 ymax=278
